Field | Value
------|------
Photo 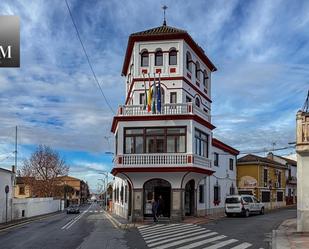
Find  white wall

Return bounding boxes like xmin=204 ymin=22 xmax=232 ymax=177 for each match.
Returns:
xmin=12 ymin=198 xmax=61 ymax=220
xmin=197 ymin=146 xmax=237 ymax=214
xmin=112 ymin=177 xmax=129 ymax=218
xmin=0 ymin=169 xmax=14 ymax=223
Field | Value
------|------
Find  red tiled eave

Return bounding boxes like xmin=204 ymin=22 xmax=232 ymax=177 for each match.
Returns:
xmin=212 ymin=138 xmax=239 ymax=156
xmin=111 ymin=114 xmax=216 ymax=133
xmin=111 ymin=166 xmax=214 ymax=176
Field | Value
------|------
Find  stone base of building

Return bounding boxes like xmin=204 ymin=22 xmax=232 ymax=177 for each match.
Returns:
xmin=297 ymin=209 xmax=309 ymax=232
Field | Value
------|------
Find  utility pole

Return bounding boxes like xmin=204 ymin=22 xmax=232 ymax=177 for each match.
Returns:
xmin=14 ymin=126 xmax=17 ymax=172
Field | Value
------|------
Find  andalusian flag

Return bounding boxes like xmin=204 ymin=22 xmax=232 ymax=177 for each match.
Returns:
xmin=147 ymin=75 xmax=152 ymax=112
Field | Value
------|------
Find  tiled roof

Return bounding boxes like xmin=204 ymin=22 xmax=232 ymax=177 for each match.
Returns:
xmin=275 ymin=155 xmax=297 ymax=166
xmin=131 ymin=25 xmax=187 ymax=36
xmin=237 ymin=154 xmax=286 ymax=167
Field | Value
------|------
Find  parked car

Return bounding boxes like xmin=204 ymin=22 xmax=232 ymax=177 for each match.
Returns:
xmin=67 ymin=204 xmax=80 ymax=214
xmin=225 ymin=195 xmax=265 ymax=217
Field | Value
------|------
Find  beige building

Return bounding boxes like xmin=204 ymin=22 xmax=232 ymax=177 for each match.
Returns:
xmin=296 ymin=104 xmax=309 ymax=232
xmin=14 ymin=177 xmax=33 ymax=198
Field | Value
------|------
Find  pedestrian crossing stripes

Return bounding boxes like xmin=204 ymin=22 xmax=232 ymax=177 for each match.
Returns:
xmin=138 ymin=223 xmax=254 ymax=249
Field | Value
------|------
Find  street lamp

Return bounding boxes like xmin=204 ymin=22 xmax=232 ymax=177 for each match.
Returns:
xmin=99 ymin=171 xmax=109 ymax=211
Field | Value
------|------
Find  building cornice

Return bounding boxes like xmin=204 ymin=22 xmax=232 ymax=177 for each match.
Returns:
xmin=212 ymin=138 xmax=239 ymax=156
xmin=111 ymin=114 xmax=216 ymax=133
xmin=111 ymin=166 xmax=214 ymax=176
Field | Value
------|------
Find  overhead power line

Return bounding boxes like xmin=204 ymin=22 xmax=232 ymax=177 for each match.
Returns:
xmin=65 ymin=0 xmax=115 ymax=114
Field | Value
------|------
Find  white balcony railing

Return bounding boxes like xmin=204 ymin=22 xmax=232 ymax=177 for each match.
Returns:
xmin=117 ymin=103 xmax=210 ymax=122
xmin=115 ymin=153 xmax=212 ymax=170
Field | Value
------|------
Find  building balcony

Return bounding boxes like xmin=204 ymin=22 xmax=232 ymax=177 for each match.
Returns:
xmin=117 ymin=103 xmax=210 ymax=122
xmin=286 ymin=176 xmax=297 ymax=185
xmin=114 ymin=153 xmax=212 ymax=170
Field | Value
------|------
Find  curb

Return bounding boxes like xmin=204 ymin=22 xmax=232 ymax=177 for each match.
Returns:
xmin=0 ymin=211 xmax=63 ymax=232
xmin=103 ymin=211 xmax=137 ymax=229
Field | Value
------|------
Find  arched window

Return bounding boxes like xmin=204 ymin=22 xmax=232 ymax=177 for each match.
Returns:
xmin=141 ymin=50 xmax=149 ymax=67
xmin=203 ymin=70 xmax=208 ymax=88
xmin=196 ymin=61 xmax=200 ymax=81
xmin=186 ymin=52 xmax=192 ymax=72
xmin=195 ymin=97 xmax=200 ymax=107
xmin=155 ymin=49 xmax=163 ymax=66
xmin=169 ymin=49 xmax=177 ymax=65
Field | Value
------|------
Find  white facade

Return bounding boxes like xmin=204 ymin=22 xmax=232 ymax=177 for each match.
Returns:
xmin=0 ymin=168 xmax=14 ymax=223
xmin=111 ymin=24 xmax=238 ymax=221
xmin=296 ymin=110 xmax=309 ymax=232
xmin=197 ymin=145 xmax=237 ymax=215
xmin=270 ymin=153 xmax=297 ymax=204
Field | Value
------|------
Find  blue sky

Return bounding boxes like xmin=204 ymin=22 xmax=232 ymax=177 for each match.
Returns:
xmin=0 ymin=0 xmax=308 ymax=191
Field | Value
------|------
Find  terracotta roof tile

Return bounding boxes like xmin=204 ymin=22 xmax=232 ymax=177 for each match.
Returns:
xmin=237 ymin=154 xmax=287 ymax=167
xmin=131 ymin=25 xmax=187 ymax=36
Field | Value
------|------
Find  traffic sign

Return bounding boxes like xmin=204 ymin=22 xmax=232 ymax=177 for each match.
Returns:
xmin=5 ymin=185 xmax=9 ymax=194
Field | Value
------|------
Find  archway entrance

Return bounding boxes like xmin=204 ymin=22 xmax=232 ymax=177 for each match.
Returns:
xmin=185 ymin=179 xmax=195 ymax=216
xmin=143 ymin=179 xmax=171 ymax=218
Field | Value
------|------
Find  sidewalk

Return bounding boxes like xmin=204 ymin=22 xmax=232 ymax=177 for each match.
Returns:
xmin=272 ymin=218 xmax=309 ymax=249
xmin=0 ymin=211 xmax=62 ymax=231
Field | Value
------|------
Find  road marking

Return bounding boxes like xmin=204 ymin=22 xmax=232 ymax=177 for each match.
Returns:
xmin=103 ymin=213 xmax=118 ymax=229
xmin=145 ymin=227 xmax=209 ymax=243
xmin=150 ymin=232 xmax=219 ymax=249
xmin=147 ymin=230 xmax=214 ymax=247
xmin=143 ymin=226 xmax=207 ymax=239
xmin=61 ymin=205 xmax=92 ymax=230
xmin=176 ymin=235 xmax=227 ymax=249
xmin=202 ymin=239 xmax=238 ymax=249
xmin=141 ymin=224 xmax=196 ymax=236
xmin=139 ymin=224 xmax=178 ymax=232
xmin=230 ymin=242 xmax=253 ymax=249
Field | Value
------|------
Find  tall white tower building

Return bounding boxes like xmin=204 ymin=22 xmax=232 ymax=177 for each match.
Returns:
xmin=111 ymin=21 xmax=239 ymax=222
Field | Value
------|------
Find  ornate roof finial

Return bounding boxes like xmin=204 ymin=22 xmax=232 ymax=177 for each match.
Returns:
xmin=302 ymin=89 xmax=309 ymax=112
xmin=162 ymin=5 xmax=168 ymax=26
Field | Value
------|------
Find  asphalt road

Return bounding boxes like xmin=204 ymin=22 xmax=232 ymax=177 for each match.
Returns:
xmin=126 ymin=206 xmax=296 ymax=249
xmin=0 ymin=205 xmax=296 ymax=249
xmin=0 ymin=203 xmax=127 ymax=249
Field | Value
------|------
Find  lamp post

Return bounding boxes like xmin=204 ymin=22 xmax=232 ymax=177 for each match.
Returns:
xmin=99 ymin=171 xmax=109 ymax=211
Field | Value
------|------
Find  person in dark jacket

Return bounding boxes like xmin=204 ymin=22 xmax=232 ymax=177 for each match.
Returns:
xmin=152 ymin=199 xmax=158 ymax=222
xmin=158 ymin=195 xmax=165 ymax=217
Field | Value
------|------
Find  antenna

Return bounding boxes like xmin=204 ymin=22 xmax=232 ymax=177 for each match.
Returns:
xmin=162 ymin=5 xmax=168 ymax=26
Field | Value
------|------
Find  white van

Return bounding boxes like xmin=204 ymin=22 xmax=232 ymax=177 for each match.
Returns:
xmin=225 ymin=195 xmax=265 ymax=217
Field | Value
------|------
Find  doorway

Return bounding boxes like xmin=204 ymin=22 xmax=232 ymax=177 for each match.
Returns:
xmin=185 ymin=179 xmax=195 ymax=216
xmin=143 ymin=179 xmax=171 ymax=218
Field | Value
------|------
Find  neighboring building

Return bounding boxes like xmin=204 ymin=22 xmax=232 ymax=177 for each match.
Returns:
xmin=237 ymin=154 xmax=287 ymax=209
xmin=196 ymin=138 xmax=239 ymax=215
xmin=296 ymin=104 xmax=309 ymax=232
xmin=111 ymin=21 xmax=238 ymax=221
xmin=0 ymin=167 xmax=15 ymax=223
xmin=268 ymin=153 xmax=297 ymax=205
xmin=14 ymin=177 xmax=33 ymax=198
xmin=55 ymin=176 xmax=89 ymax=206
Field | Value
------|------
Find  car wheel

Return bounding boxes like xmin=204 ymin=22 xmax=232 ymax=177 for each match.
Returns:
xmin=245 ymin=209 xmax=250 ymax=217
xmin=260 ymin=207 xmax=264 ymax=215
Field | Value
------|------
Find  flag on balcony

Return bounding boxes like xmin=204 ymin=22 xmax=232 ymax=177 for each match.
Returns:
xmin=147 ymin=75 xmax=152 ymax=112
xmin=157 ymin=74 xmax=161 ymax=113
xmin=151 ymin=74 xmax=157 ymax=114
xmin=143 ymin=74 xmax=148 ymax=110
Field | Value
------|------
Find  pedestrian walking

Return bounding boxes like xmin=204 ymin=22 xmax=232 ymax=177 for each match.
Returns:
xmin=152 ymin=199 xmax=158 ymax=222
xmin=158 ymin=195 xmax=165 ymax=217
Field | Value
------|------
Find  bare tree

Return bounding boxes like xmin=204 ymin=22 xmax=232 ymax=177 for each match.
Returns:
xmin=21 ymin=145 xmax=69 ymax=197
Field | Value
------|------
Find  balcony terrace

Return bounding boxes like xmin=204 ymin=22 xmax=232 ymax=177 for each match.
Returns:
xmin=117 ymin=103 xmax=210 ymax=122
xmin=115 ymin=153 xmax=212 ymax=170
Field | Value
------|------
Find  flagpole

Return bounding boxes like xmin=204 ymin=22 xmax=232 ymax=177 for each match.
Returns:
xmin=157 ymin=73 xmax=162 ymax=113
xmin=143 ymin=73 xmax=147 ymax=110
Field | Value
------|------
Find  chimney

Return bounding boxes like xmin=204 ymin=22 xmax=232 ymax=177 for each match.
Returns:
xmin=267 ymin=152 xmax=274 ymax=160
xmin=12 ymin=165 xmax=16 ymax=173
